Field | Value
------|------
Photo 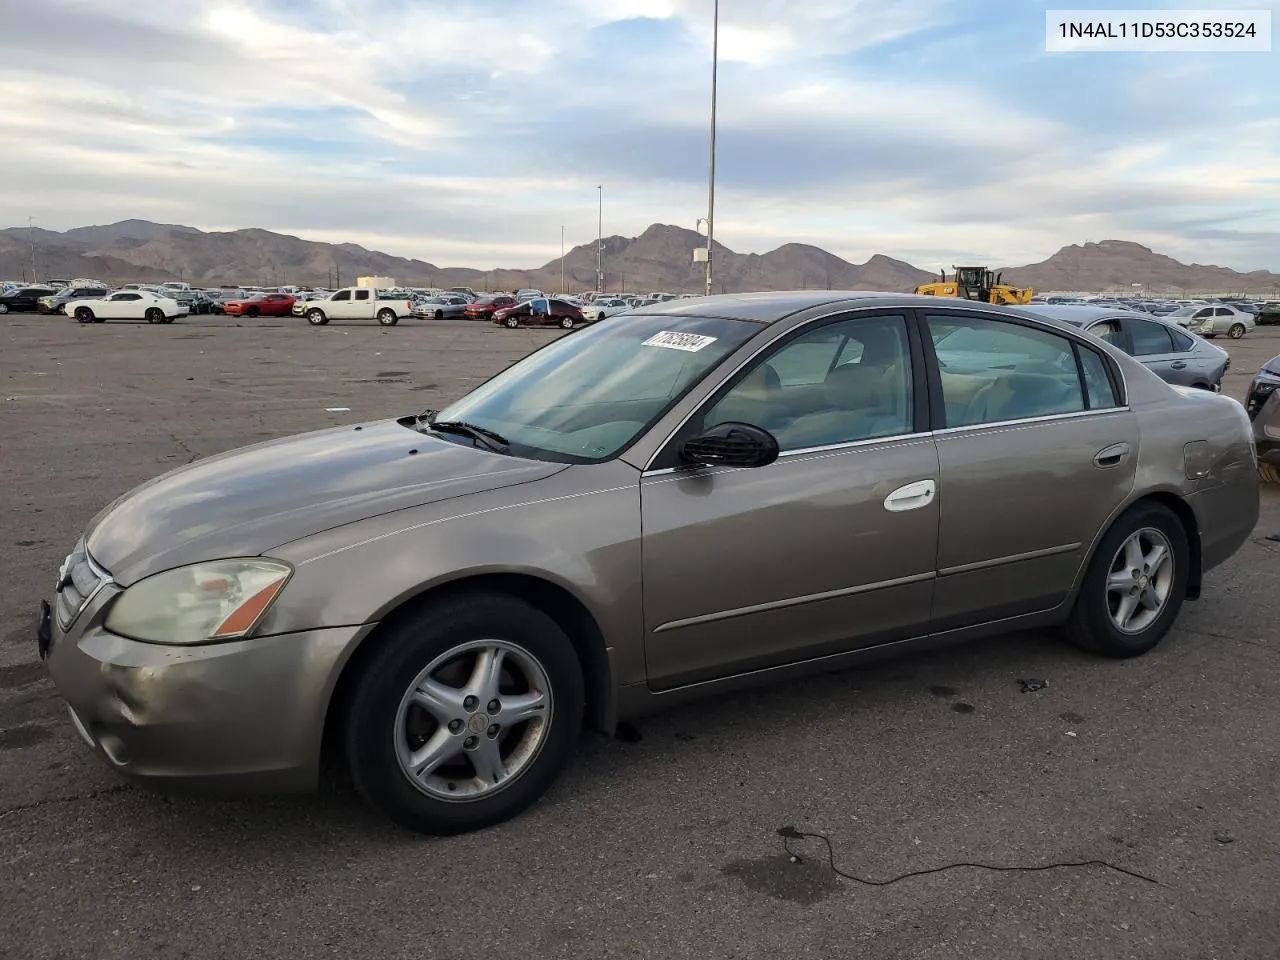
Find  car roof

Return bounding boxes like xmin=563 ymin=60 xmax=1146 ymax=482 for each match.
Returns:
xmin=1014 ymin=303 xmax=1160 ymax=325
xmin=628 ymin=291 xmax=1106 ymax=325
xmin=628 ymin=291 xmax=934 ymax=323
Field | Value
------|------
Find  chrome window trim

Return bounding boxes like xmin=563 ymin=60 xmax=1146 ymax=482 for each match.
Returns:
xmin=933 ymin=405 xmax=1130 ymax=437
xmin=641 ymin=432 xmax=935 ymax=477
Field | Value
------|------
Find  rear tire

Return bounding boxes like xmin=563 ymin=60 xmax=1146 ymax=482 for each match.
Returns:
xmin=74 ymin=307 xmax=95 ymax=324
xmin=144 ymin=308 xmax=163 ymax=324
xmin=1228 ymin=323 xmax=1246 ymax=339
xmin=1260 ymin=463 xmax=1280 ymax=484
xmin=377 ymin=309 xmax=399 ymax=326
xmin=344 ymin=592 xmax=584 ymax=835
xmin=1064 ymin=501 xmax=1189 ymax=658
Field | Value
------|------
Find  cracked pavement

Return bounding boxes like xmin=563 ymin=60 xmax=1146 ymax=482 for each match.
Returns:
xmin=1 ymin=314 xmax=1279 ymax=960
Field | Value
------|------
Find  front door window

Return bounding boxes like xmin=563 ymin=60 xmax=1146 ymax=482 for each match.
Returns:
xmin=703 ymin=315 xmax=914 ymax=450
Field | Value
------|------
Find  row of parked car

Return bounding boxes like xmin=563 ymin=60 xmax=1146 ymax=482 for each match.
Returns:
xmin=1037 ymin=293 xmax=1280 ymax=328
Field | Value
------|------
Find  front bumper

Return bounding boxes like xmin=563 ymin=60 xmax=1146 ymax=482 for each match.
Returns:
xmin=43 ymin=580 xmax=370 ymax=794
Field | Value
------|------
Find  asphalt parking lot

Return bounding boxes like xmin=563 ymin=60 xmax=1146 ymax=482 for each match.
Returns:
xmin=2 ymin=312 xmax=1280 ymax=960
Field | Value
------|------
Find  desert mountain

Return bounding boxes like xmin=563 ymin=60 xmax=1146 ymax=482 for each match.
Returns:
xmin=1 ymin=221 xmax=1276 ymax=295
xmin=1002 ymin=240 xmax=1280 ymax=295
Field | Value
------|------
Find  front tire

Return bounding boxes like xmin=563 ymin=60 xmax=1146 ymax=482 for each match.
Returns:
xmin=1228 ymin=323 xmax=1246 ymax=339
xmin=434 ymin=310 xmax=444 ymax=321
xmin=74 ymin=307 xmax=95 ymax=324
xmin=504 ymin=316 xmax=520 ymax=328
xmin=1064 ymin=501 xmax=1189 ymax=658
xmin=307 ymin=309 xmax=328 ymax=326
xmin=559 ymin=315 xmax=575 ymax=329
xmin=1260 ymin=463 xmax=1280 ymax=484
xmin=377 ymin=309 xmax=399 ymax=326
xmin=344 ymin=592 xmax=584 ymax=835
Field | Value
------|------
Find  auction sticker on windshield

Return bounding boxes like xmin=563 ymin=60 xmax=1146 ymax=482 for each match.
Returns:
xmin=642 ymin=331 xmax=718 ymax=352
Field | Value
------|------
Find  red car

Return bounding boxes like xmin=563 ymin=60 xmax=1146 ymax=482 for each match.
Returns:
xmin=222 ymin=292 xmax=296 ymax=317
xmin=492 ymin=297 xmax=585 ymax=329
xmin=463 ymin=294 xmax=517 ymax=320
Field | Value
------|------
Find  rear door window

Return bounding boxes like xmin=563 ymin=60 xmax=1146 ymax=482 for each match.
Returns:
xmin=928 ymin=315 xmax=1085 ymax=427
xmin=1124 ymin=319 xmax=1175 ymax=356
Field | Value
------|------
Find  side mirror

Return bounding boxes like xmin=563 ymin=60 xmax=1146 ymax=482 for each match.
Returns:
xmin=680 ymin=421 xmax=779 ymax=468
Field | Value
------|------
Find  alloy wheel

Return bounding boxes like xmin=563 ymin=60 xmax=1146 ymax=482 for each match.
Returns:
xmin=1106 ymin=527 xmax=1174 ymax=634
xmin=392 ymin=639 xmax=553 ymax=802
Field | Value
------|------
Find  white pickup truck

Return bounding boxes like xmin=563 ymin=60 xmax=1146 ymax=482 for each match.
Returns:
xmin=302 ymin=287 xmax=416 ymax=326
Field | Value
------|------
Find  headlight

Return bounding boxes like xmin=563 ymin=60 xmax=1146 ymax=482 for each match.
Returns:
xmin=1253 ymin=371 xmax=1280 ymax=389
xmin=105 ymin=559 xmax=292 ymax=645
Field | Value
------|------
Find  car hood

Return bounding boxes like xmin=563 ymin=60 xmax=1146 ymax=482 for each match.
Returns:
xmin=85 ymin=418 xmax=567 ymax=585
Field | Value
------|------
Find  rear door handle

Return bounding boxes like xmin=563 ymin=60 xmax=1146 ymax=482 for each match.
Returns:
xmin=1171 ymin=361 xmax=1187 ymax=369
xmin=1094 ymin=442 xmax=1130 ymax=467
xmin=884 ymin=479 xmax=936 ymax=512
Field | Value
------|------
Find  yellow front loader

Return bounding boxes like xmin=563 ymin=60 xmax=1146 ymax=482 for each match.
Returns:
xmin=914 ymin=266 xmax=1032 ymax=305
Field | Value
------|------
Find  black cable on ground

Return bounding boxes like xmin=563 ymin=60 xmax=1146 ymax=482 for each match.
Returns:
xmin=776 ymin=826 xmax=1161 ymax=887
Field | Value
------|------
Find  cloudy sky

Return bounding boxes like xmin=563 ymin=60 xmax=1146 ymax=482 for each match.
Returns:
xmin=1 ymin=0 xmax=1276 ymax=271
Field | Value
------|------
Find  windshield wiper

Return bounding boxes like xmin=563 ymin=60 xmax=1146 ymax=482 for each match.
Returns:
xmin=418 ymin=412 xmax=509 ymax=453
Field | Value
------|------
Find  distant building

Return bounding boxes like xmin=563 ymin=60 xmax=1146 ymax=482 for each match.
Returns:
xmin=356 ymin=276 xmax=395 ymax=288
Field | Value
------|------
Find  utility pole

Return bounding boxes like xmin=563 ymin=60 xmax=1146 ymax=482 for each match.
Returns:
xmin=704 ymin=0 xmax=719 ymax=297
xmin=596 ymin=185 xmax=603 ymax=293
xmin=561 ymin=225 xmax=566 ymax=294
xmin=28 ymin=217 xmax=37 ymax=282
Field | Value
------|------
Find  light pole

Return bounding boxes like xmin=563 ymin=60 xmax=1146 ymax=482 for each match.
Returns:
xmin=561 ymin=225 xmax=566 ymax=294
xmin=28 ymin=216 xmax=37 ymax=282
xmin=704 ymin=0 xmax=719 ymax=297
xmin=596 ymin=186 xmax=604 ymax=293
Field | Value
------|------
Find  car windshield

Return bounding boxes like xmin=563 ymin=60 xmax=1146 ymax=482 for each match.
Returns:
xmin=430 ymin=314 xmax=761 ymax=463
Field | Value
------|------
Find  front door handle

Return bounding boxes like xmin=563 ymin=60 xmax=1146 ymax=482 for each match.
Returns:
xmin=1094 ymin=442 xmax=1131 ymax=467
xmin=884 ymin=479 xmax=936 ymax=512
xmin=1171 ymin=361 xmax=1187 ymax=369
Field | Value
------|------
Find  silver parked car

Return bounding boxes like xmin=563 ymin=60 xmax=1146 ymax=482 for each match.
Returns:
xmin=413 ymin=295 xmax=469 ymax=320
xmin=38 ymin=293 xmax=1259 ymax=834
xmin=1167 ymin=304 xmax=1255 ymax=339
xmin=1020 ymin=305 xmax=1230 ymax=391
xmin=581 ymin=297 xmax=632 ymax=322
